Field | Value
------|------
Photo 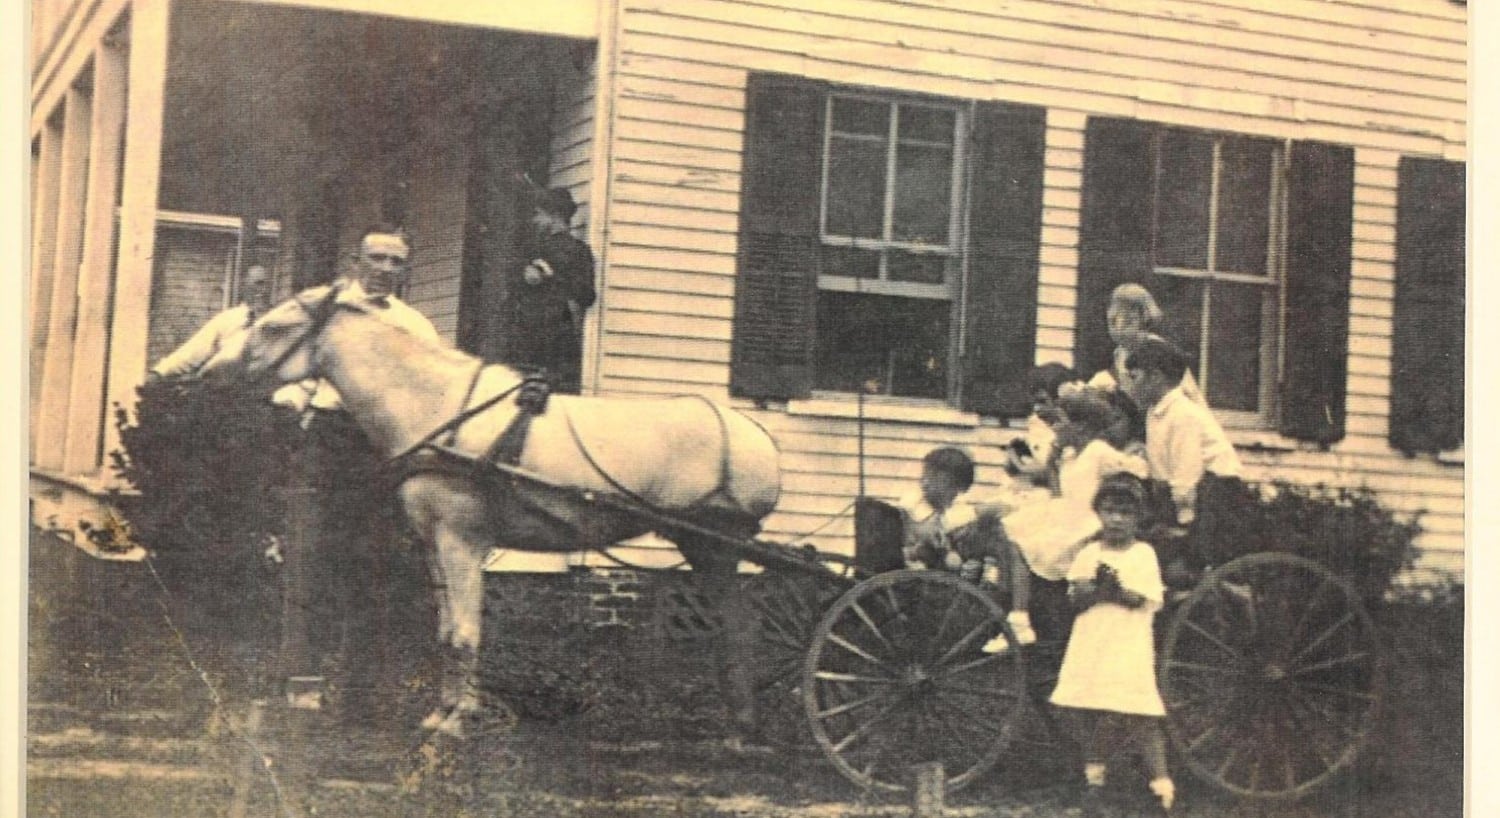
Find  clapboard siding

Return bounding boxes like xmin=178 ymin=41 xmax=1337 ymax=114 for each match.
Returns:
xmin=403 ymin=134 xmax=467 ymax=344
xmin=601 ymin=0 xmax=1465 ymax=576
xmin=550 ymin=58 xmax=597 ymax=229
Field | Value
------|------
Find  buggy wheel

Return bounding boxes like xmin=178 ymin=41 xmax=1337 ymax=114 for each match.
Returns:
xmin=1159 ymin=552 xmax=1385 ymax=800
xmin=803 ymin=570 xmax=1025 ymax=793
xmin=744 ymin=570 xmax=848 ymax=749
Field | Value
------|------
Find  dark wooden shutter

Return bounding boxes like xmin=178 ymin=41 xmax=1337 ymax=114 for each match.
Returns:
xmin=1074 ymin=117 xmax=1157 ymax=378
xmin=729 ymin=73 xmax=827 ymax=400
xmin=961 ymin=101 xmax=1046 ymax=417
xmin=1280 ymin=141 xmax=1355 ymax=445
xmin=1390 ymin=157 xmax=1465 ymax=454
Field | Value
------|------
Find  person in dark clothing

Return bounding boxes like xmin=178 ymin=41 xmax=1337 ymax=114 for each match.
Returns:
xmin=505 ymin=187 xmax=597 ymax=393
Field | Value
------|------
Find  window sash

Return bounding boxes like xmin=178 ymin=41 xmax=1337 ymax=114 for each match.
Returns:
xmin=1151 ymin=133 xmax=1285 ymax=421
xmin=818 ymin=94 xmax=965 ymax=285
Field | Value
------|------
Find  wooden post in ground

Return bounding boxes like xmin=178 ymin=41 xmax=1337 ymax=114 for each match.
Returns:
xmin=227 ymin=699 xmax=266 ymax=818
xmin=912 ymin=762 xmax=946 ymax=818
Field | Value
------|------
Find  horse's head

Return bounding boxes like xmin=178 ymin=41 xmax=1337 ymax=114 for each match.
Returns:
xmin=200 ymin=285 xmax=344 ymax=386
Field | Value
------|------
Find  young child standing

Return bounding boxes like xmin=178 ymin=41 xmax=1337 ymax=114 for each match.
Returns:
xmin=1050 ymin=473 xmax=1175 ymax=815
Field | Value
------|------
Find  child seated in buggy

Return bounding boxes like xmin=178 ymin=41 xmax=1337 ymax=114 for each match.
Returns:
xmin=897 ymin=388 xmax=1149 ymax=653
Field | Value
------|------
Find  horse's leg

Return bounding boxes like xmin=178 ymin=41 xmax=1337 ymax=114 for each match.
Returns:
xmin=677 ymin=538 xmax=757 ymax=740
xmin=425 ymin=523 xmax=489 ymax=738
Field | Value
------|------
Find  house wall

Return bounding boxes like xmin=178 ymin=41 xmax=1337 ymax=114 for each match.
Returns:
xmin=595 ymin=0 xmax=1467 ymax=579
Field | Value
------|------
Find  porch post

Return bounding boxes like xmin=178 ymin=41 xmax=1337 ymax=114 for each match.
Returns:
xmin=102 ymin=0 xmax=172 ymax=472
xmin=29 ymin=115 xmax=64 ymax=458
xmin=64 ymin=36 xmax=130 ymax=474
xmin=35 ymin=86 xmax=94 ymax=471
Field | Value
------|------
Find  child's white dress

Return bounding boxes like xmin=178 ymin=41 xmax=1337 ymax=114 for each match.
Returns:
xmin=1049 ymin=539 xmax=1166 ymax=716
xmin=1003 ymin=439 xmax=1147 ymax=581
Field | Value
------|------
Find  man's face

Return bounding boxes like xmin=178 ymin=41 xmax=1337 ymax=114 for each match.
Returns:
xmin=531 ymin=208 xmax=565 ymax=236
xmin=355 ymin=234 xmax=410 ymax=296
xmin=241 ymin=267 xmax=272 ymax=309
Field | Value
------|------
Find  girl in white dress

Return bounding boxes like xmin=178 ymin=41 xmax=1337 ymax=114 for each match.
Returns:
xmin=983 ymin=389 xmax=1147 ymax=654
xmin=1050 ymin=473 xmax=1175 ymax=815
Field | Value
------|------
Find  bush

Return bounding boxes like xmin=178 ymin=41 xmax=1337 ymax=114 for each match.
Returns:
xmin=108 ymin=378 xmax=430 ymax=698
xmin=1210 ymin=479 xmax=1423 ymax=604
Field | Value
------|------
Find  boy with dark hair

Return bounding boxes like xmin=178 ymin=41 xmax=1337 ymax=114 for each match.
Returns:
xmin=1125 ymin=337 xmax=1243 ymax=566
xmin=900 ymin=447 xmax=1036 ymax=647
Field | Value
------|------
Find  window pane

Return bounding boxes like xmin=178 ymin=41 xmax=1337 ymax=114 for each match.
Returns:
xmin=816 ymin=291 xmax=950 ymax=399
xmin=893 ymin=141 xmax=953 ymax=244
xmin=822 ymin=245 xmax=881 ymax=279
xmin=1150 ymin=274 xmax=1205 ymax=371
xmin=827 ymin=136 xmax=888 ymax=239
xmin=831 ymin=97 xmax=888 ymax=136
xmin=1155 ymin=131 xmax=1213 ymax=270
xmin=888 ymin=250 xmax=948 ymax=284
xmin=898 ymin=105 xmax=954 ymax=143
xmin=1216 ymin=137 xmax=1274 ymax=276
xmin=1205 ymin=282 xmax=1265 ymax=411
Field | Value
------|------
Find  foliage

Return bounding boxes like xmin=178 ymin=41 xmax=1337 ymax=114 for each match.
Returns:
xmin=1206 ymin=479 xmax=1424 ymax=604
xmin=107 ymin=378 xmax=427 ymax=695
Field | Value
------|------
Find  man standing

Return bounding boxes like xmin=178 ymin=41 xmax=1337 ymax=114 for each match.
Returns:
xmin=150 ymin=264 xmax=273 ymax=379
xmin=275 ymin=225 xmax=441 ymax=724
xmin=504 ymin=187 xmax=596 ymax=394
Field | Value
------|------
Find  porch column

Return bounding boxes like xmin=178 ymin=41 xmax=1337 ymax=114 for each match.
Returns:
xmin=64 ymin=37 xmax=129 ymax=474
xmin=30 ymin=115 xmax=64 ymax=457
xmin=35 ymin=86 xmax=94 ymax=471
xmin=102 ymin=0 xmax=172 ymax=472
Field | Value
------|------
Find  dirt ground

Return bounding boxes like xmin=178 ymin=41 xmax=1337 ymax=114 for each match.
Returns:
xmin=26 ymin=531 xmax=1463 ymax=818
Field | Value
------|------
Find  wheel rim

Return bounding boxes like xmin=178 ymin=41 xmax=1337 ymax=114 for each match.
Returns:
xmin=745 ymin=571 xmax=846 ymax=749
xmin=803 ymin=570 xmax=1025 ymax=793
xmin=1159 ymin=553 xmax=1385 ymax=800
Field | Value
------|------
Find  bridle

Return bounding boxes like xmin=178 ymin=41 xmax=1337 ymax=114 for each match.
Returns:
xmin=252 ymin=284 xmax=345 ymax=385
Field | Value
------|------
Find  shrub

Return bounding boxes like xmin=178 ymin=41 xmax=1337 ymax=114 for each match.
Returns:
xmin=108 ymin=378 xmax=430 ymax=698
xmin=1210 ymin=479 xmax=1423 ymax=604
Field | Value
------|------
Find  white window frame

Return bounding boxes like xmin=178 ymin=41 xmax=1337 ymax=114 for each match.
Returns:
xmin=816 ymin=93 xmax=968 ymax=302
xmin=1150 ymin=132 xmax=1286 ymax=427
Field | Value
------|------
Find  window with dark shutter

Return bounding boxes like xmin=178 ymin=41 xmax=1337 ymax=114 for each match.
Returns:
xmin=730 ymin=73 xmax=1045 ymax=413
xmin=1390 ymin=157 xmax=1465 ymax=455
xmin=1075 ymin=117 xmax=1355 ymax=442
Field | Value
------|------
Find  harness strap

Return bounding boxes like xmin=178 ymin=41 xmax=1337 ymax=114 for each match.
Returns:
xmin=444 ymin=361 xmax=487 ymax=447
xmin=482 ymin=376 xmax=552 ymax=466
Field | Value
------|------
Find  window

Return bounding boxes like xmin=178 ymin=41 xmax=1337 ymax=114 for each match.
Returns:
xmin=1075 ymin=117 xmax=1354 ymax=444
xmin=730 ymin=73 xmax=1046 ymax=417
xmin=816 ymin=96 xmax=965 ymax=398
xmin=1150 ymin=130 xmax=1284 ymax=418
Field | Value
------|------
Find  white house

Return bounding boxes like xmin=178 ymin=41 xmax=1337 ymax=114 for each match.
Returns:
xmin=30 ymin=0 xmax=1466 ymax=580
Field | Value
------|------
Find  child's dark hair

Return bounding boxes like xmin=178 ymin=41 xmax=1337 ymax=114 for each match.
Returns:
xmin=1124 ymin=337 xmax=1189 ymax=382
xmin=1092 ymin=472 xmax=1148 ymax=514
xmin=923 ymin=447 xmax=975 ymax=491
xmin=1026 ymin=363 xmax=1079 ymax=401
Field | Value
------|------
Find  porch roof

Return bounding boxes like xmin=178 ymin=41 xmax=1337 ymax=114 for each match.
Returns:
xmin=228 ymin=0 xmax=598 ymax=40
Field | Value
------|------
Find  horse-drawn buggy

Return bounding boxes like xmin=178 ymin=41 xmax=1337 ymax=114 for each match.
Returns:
xmin=198 ymin=282 xmax=1386 ymax=804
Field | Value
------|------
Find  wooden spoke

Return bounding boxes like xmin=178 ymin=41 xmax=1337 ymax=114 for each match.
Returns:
xmin=813 ymin=689 xmax=895 ymax=720
xmin=1181 ymin=618 xmax=1250 ymax=664
xmin=849 ymin=601 xmax=896 ymax=654
xmin=1289 ymin=612 xmax=1356 ymax=666
xmin=813 ymin=670 xmax=899 ymax=685
xmin=932 ymin=618 xmax=995 ymax=668
xmin=829 ymin=697 xmax=906 ymax=754
xmin=1291 ymin=650 xmax=1371 ymax=677
xmin=825 ymin=632 xmax=898 ymax=673
xmin=1168 ymin=659 xmax=1248 ymax=677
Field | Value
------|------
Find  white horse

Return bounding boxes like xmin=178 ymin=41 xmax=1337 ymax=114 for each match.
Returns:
xmin=201 ymin=285 xmax=781 ymax=738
